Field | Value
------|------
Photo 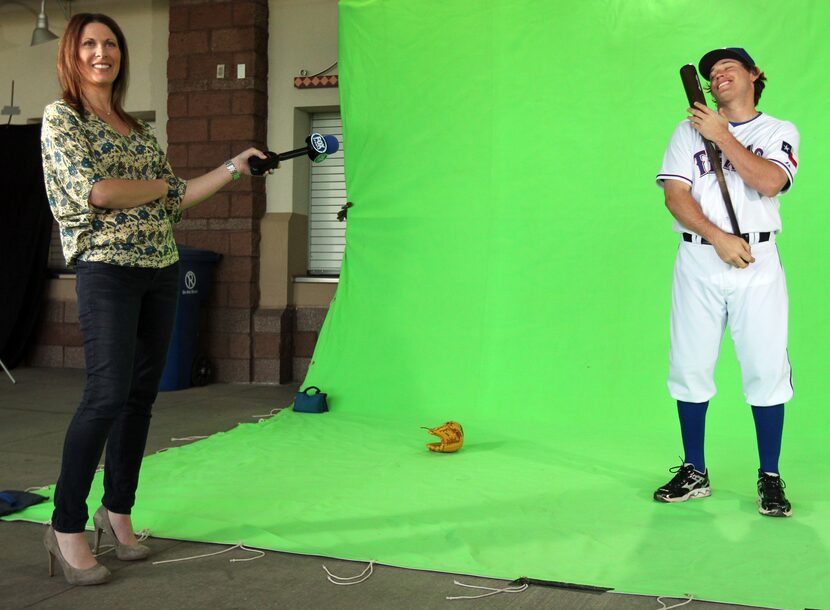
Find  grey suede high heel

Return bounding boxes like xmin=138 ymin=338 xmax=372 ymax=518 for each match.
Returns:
xmin=92 ymin=506 xmax=150 ymax=561
xmin=44 ymin=526 xmax=111 ymax=585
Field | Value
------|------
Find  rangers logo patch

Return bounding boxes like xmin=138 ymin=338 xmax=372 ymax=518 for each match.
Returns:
xmin=782 ymin=141 xmax=798 ymax=167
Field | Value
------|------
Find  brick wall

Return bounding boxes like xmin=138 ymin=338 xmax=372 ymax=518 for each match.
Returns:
xmin=27 ymin=0 xmax=327 ymax=385
xmin=293 ymin=308 xmax=328 ymax=381
xmin=166 ymin=0 xmax=269 ymax=383
xmin=28 ymin=300 xmax=84 ymax=370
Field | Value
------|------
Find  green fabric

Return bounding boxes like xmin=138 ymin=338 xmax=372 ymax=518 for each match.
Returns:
xmin=9 ymin=1 xmax=830 ymax=607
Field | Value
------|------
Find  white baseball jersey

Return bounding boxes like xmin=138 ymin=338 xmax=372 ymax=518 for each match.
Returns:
xmin=656 ymin=113 xmax=800 ymax=234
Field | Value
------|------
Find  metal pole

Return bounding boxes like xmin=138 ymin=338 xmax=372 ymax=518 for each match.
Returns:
xmin=0 ymin=358 xmax=16 ymax=384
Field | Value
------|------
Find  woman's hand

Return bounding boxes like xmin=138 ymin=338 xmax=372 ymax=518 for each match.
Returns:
xmin=179 ymin=148 xmax=275 ymax=210
xmin=231 ymin=148 xmax=270 ymax=176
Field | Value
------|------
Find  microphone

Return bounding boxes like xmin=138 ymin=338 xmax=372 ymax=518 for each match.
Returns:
xmin=248 ymin=133 xmax=339 ymax=176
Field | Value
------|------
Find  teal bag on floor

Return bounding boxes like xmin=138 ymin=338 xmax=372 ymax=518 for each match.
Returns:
xmin=293 ymin=386 xmax=329 ymax=413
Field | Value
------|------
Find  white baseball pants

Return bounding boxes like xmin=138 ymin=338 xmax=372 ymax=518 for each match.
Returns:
xmin=668 ymin=237 xmax=792 ymax=406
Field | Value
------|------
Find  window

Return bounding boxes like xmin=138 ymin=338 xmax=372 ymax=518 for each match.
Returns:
xmin=308 ymin=112 xmax=346 ymax=276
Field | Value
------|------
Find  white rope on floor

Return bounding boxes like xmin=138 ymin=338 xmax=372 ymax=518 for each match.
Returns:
xmin=152 ymin=542 xmax=265 ymax=565
xmin=251 ymin=408 xmax=281 ymax=419
xmin=446 ymin=580 xmax=528 ymax=600
xmin=656 ymin=594 xmax=694 ymax=609
xmin=93 ymin=528 xmax=150 ymax=557
xmin=170 ymin=436 xmax=209 ymax=442
xmin=322 ymin=560 xmax=375 ymax=585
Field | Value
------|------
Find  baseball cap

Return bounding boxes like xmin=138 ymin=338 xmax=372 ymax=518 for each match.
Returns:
xmin=698 ymin=47 xmax=756 ymax=80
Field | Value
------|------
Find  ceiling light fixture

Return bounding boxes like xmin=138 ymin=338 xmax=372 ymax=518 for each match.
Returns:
xmin=31 ymin=0 xmax=58 ymax=46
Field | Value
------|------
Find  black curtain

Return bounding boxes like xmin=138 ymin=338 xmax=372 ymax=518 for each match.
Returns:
xmin=0 ymin=124 xmax=53 ymax=368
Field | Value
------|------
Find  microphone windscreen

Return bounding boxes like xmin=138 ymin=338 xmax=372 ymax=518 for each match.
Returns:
xmin=323 ymin=135 xmax=340 ymax=154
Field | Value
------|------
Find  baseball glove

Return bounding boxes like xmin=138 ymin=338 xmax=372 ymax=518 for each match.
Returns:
xmin=422 ymin=421 xmax=464 ymax=453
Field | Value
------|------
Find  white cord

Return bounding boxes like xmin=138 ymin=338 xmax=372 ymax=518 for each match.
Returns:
xmin=656 ymin=594 xmax=695 ymax=609
xmin=446 ymin=580 xmax=528 ymax=600
xmin=229 ymin=546 xmax=267 ymax=563
xmin=322 ymin=560 xmax=375 ymax=585
xmin=170 ymin=436 xmax=209 ymax=442
xmin=94 ymin=528 xmax=150 ymax=557
xmin=152 ymin=542 xmax=264 ymax=565
xmin=251 ymin=408 xmax=280 ymax=419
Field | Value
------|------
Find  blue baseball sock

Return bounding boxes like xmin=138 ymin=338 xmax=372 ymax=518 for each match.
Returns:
xmin=677 ymin=400 xmax=708 ymax=472
xmin=751 ymin=404 xmax=785 ymax=475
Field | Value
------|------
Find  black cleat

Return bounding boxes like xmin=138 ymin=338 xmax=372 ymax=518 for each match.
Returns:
xmin=757 ymin=471 xmax=792 ymax=517
xmin=654 ymin=463 xmax=711 ymax=503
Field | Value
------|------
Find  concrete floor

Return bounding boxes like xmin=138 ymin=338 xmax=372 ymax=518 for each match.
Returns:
xmin=0 ymin=367 xmax=771 ymax=609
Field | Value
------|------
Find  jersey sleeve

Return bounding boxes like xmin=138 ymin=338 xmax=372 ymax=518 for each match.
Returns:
xmin=762 ymin=121 xmax=799 ymax=194
xmin=656 ymin=121 xmax=694 ymax=189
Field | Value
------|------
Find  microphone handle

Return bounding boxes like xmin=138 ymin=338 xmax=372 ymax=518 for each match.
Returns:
xmin=278 ymin=147 xmax=310 ymax=160
xmin=248 ymin=151 xmax=278 ymax=176
xmin=247 ymin=146 xmax=310 ymax=175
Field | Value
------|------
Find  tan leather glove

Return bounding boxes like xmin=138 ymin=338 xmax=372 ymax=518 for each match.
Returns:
xmin=422 ymin=421 xmax=464 ymax=453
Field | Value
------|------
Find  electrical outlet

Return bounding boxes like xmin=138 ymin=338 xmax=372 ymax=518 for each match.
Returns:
xmin=216 ymin=64 xmax=225 ymax=79
xmin=237 ymin=64 xmax=246 ymax=79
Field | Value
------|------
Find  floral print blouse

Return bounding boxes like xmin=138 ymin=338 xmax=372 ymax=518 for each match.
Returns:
xmin=41 ymin=100 xmax=187 ymax=268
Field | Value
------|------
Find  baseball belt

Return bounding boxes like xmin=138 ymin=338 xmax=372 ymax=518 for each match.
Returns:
xmin=682 ymin=232 xmax=771 ymax=246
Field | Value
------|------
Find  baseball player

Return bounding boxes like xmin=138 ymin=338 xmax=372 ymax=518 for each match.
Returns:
xmin=653 ymin=48 xmax=799 ymax=517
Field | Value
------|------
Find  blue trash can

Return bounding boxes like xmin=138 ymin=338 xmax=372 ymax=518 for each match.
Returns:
xmin=158 ymin=246 xmax=221 ymax=391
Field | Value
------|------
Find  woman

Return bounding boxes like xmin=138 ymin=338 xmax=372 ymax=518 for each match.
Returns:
xmin=41 ymin=13 xmax=268 ymax=585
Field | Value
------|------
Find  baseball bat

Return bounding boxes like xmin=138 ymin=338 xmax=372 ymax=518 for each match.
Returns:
xmin=679 ymin=64 xmax=741 ymax=237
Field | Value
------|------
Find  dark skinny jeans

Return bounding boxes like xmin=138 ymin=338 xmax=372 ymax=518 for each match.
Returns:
xmin=52 ymin=260 xmax=179 ymax=533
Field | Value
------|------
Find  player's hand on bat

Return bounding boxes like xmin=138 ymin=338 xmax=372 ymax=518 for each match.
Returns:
xmin=711 ymin=232 xmax=755 ymax=268
xmin=688 ymin=102 xmax=730 ymax=143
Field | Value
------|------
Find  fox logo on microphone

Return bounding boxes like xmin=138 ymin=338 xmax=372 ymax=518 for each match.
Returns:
xmin=309 ymin=133 xmax=328 ymax=154
xmin=247 ymin=133 xmax=339 ymax=174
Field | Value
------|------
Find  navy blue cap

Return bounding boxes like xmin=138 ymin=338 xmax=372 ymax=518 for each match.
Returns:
xmin=698 ymin=48 xmax=756 ymax=80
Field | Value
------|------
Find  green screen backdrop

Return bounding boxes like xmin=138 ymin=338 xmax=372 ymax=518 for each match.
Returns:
xmin=8 ymin=1 xmax=830 ymax=607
